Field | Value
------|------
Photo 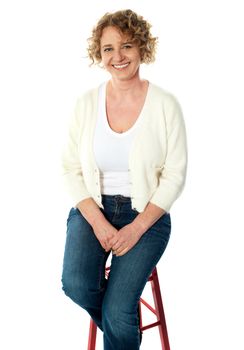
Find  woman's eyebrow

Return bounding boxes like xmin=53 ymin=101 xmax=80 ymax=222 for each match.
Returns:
xmin=102 ymin=44 xmax=112 ymax=48
xmin=102 ymin=41 xmax=133 ymax=48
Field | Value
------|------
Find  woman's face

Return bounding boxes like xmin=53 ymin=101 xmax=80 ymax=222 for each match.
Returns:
xmin=100 ymin=26 xmax=141 ymax=82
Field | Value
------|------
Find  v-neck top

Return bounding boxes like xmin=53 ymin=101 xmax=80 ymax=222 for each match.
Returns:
xmin=93 ymin=81 xmax=148 ymax=196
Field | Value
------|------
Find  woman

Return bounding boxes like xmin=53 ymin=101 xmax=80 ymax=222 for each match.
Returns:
xmin=61 ymin=9 xmax=187 ymax=350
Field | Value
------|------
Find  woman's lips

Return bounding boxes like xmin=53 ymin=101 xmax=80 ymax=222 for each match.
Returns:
xmin=112 ymin=62 xmax=130 ymax=70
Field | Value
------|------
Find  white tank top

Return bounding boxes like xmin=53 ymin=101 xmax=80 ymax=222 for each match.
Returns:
xmin=93 ymin=82 xmax=142 ymax=196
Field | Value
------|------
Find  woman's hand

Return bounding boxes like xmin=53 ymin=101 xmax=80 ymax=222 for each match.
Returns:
xmin=92 ymin=220 xmax=118 ymax=252
xmin=110 ymin=202 xmax=166 ymax=256
xmin=110 ymin=222 xmax=145 ymax=257
xmin=76 ymin=197 xmax=118 ymax=252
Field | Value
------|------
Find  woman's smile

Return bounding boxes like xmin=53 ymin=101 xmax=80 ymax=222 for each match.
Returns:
xmin=112 ymin=62 xmax=130 ymax=70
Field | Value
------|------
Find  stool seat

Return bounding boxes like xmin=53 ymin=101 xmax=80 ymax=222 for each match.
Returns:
xmin=87 ymin=266 xmax=170 ymax=350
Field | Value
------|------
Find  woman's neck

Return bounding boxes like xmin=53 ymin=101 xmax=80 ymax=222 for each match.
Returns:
xmin=107 ymin=75 xmax=148 ymax=100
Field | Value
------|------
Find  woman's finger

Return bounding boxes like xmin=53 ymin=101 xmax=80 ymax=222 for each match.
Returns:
xmin=116 ymin=247 xmax=129 ymax=256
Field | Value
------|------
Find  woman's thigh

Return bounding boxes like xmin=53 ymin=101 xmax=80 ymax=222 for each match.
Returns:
xmin=62 ymin=207 xmax=109 ymax=290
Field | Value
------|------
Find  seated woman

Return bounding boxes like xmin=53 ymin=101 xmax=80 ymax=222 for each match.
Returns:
xmin=61 ymin=8 xmax=187 ymax=350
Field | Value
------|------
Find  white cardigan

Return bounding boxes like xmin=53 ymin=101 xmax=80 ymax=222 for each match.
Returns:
xmin=62 ymin=82 xmax=187 ymax=213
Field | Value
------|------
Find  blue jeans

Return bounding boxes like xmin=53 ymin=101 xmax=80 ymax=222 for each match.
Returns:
xmin=61 ymin=195 xmax=171 ymax=350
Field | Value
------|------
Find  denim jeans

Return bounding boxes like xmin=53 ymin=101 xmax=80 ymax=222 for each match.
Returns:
xmin=61 ymin=194 xmax=171 ymax=350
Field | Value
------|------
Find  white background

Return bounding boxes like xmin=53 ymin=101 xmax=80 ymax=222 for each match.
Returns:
xmin=0 ymin=0 xmax=244 ymax=349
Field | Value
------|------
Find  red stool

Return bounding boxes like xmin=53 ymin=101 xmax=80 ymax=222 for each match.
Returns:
xmin=87 ymin=266 xmax=170 ymax=350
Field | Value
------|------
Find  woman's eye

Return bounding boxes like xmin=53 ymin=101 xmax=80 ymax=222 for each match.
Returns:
xmin=103 ymin=45 xmax=132 ymax=52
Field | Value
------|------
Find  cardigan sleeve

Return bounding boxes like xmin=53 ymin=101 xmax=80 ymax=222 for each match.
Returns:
xmin=61 ymin=97 xmax=91 ymax=207
xmin=150 ymin=94 xmax=188 ymax=212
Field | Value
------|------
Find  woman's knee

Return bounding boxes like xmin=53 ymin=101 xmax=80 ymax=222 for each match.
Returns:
xmin=61 ymin=270 xmax=89 ymax=306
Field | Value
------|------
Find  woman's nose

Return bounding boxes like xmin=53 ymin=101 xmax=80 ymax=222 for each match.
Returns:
xmin=113 ymin=49 xmax=124 ymax=62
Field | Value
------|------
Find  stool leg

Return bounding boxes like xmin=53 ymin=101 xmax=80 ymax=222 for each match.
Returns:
xmin=151 ymin=268 xmax=170 ymax=350
xmin=138 ymin=299 xmax=143 ymax=345
xmin=87 ymin=319 xmax=97 ymax=350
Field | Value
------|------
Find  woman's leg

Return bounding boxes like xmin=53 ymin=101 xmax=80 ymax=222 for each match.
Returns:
xmin=61 ymin=207 xmax=110 ymax=330
xmin=100 ymin=195 xmax=171 ymax=350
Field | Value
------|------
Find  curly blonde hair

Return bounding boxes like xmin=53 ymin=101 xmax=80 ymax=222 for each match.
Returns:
xmin=87 ymin=9 xmax=158 ymax=65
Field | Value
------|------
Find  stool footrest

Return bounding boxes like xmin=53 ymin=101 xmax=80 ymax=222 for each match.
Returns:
xmin=141 ymin=320 xmax=161 ymax=331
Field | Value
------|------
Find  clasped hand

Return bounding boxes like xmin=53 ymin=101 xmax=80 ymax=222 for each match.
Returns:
xmin=93 ymin=221 xmax=144 ymax=257
xmin=110 ymin=223 xmax=144 ymax=256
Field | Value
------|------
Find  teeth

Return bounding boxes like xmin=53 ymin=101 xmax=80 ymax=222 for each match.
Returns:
xmin=113 ymin=63 xmax=129 ymax=69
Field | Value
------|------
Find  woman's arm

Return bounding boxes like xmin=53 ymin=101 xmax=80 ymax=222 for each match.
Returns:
xmin=62 ymin=98 xmax=91 ymax=205
xmin=150 ymin=94 xmax=187 ymax=212
xmin=131 ymin=202 xmax=166 ymax=235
